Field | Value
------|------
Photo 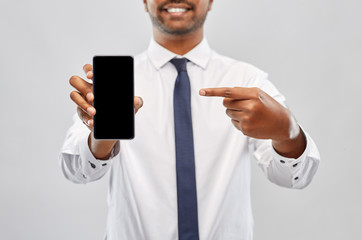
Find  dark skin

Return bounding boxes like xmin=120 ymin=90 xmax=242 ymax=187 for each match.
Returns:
xmin=143 ymin=0 xmax=212 ymax=55
xmin=199 ymin=87 xmax=306 ymax=158
xmin=69 ymin=0 xmax=306 ymax=160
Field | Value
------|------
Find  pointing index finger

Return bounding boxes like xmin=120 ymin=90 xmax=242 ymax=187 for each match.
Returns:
xmin=199 ymin=87 xmax=258 ymax=99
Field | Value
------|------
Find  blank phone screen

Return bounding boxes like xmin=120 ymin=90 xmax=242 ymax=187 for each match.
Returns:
xmin=93 ymin=56 xmax=134 ymax=139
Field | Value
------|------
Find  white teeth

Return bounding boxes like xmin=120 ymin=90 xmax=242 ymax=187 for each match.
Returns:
xmin=167 ymin=8 xmax=187 ymax=13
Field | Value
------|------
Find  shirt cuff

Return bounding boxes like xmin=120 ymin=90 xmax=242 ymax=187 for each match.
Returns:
xmin=78 ymin=132 xmax=120 ymax=177
xmin=271 ymin=126 xmax=313 ymax=182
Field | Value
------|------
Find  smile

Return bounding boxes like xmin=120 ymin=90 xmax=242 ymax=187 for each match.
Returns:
xmin=162 ymin=3 xmax=193 ymax=14
xmin=166 ymin=8 xmax=188 ymax=13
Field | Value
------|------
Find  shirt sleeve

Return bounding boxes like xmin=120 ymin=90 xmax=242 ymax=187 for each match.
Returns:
xmin=248 ymin=71 xmax=321 ymax=189
xmin=249 ymin=128 xmax=320 ymax=189
xmin=59 ymin=114 xmax=120 ymax=184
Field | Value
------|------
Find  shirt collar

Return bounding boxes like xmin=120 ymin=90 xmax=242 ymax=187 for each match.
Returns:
xmin=147 ymin=38 xmax=211 ymax=70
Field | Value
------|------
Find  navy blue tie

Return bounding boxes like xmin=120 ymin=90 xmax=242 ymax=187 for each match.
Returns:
xmin=170 ymin=58 xmax=200 ymax=240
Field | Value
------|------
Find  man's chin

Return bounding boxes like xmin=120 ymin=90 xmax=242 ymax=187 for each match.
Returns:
xmin=163 ymin=28 xmax=194 ymax=35
xmin=149 ymin=14 xmax=201 ymax=36
xmin=158 ymin=24 xmax=197 ymax=35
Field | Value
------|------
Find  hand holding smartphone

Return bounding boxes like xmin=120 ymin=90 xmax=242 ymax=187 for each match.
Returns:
xmin=93 ymin=56 xmax=135 ymax=140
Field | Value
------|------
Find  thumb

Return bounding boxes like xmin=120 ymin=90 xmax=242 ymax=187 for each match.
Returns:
xmin=135 ymin=96 xmax=143 ymax=114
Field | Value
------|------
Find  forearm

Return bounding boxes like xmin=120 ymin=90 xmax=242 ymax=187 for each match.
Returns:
xmin=88 ymin=133 xmax=118 ymax=160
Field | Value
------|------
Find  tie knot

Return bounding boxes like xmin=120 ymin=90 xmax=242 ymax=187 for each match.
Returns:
xmin=170 ymin=58 xmax=188 ymax=72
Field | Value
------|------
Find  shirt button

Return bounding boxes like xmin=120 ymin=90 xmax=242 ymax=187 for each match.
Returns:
xmin=88 ymin=161 xmax=96 ymax=169
xmin=102 ymin=163 xmax=107 ymax=166
xmin=294 ymin=177 xmax=299 ymax=180
xmin=280 ymin=160 xmax=285 ymax=164
xmin=293 ymin=163 xmax=298 ymax=167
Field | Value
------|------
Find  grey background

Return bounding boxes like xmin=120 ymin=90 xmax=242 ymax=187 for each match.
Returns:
xmin=0 ymin=0 xmax=361 ymax=239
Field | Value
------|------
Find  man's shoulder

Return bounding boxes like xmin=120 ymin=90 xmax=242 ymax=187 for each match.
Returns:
xmin=209 ymin=50 xmax=267 ymax=78
xmin=133 ymin=50 xmax=149 ymax=65
xmin=132 ymin=50 xmax=155 ymax=74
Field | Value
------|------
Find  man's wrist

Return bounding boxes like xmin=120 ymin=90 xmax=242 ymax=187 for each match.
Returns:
xmin=272 ymin=127 xmax=307 ymax=159
xmin=88 ymin=133 xmax=118 ymax=160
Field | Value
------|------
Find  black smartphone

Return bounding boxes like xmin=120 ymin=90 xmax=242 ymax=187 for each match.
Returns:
xmin=92 ymin=56 xmax=134 ymax=139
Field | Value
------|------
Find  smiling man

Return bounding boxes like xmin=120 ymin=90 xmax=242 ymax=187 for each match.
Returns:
xmin=61 ymin=0 xmax=320 ymax=239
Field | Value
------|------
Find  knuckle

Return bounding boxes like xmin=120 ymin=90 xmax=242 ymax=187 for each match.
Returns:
xmin=252 ymin=87 xmax=263 ymax=98
xmin=240 ymin=123 xmax=250 ymax=135
xmin=257 ymin=90 xmax=267 ymax=101
xmin=231 ymin=119 xmax=239 ymax=129
xmin=223 ymin=98 xmax=227 ymax=107
xmin=225 ymin=109 xmax=231 ymax=117
xmin=246 ymin=101 xmax=258 ymax=112
xmin=224 ymin=89 xmax=232 ymax=98
xmin=223 ymin=98 xmax=231 ymax=107
xmin=248 ymin=102 xmax=257 ymax=110
xmin=242 ymin=114 xmax=251 ymax=124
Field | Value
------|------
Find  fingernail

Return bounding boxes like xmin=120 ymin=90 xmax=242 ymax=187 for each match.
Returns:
xmin=87 ymin=71 xmax=92 ymax=77
xmin=199 ymin=90 xmax=206 ymax=96
xmin=86 ymin=92 xmax=94 ymax=101
xmin=87 ymin=120 xmax=91 ymax=126
xmin=87 ymin=107 xmax=94 ymax=115
xmin=138 ymin=97 xmax=143 ymax=107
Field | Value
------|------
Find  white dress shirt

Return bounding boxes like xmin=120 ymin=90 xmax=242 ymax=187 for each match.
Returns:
xmin=60 ymin=38 xmax=320 ymax=240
